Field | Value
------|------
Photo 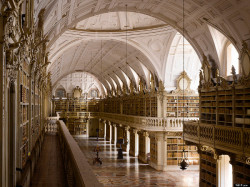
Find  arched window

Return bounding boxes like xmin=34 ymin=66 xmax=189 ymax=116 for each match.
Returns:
xmin=55 ymin=88 xmax=66 ymax=98
xmin=91 ymin=90 xmax=98 ymax=98
xmin=227 ymin=43 xmax=239 ymax=75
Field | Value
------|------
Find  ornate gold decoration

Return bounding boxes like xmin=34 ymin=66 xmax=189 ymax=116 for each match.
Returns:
xmin=238 ymin=41 xmax=250 ymax=86
xmin=246 ymin=157 xmax=250 ymax=165
xmin=200 ymin=145 xmax=218 ymax=160
xmin=200 ymin=55 xmax=213 ymax=89
xmin=172 ymin=71 xmax=194 ymax=94
xmin=73 ymin=86 xmax=82 ymax=98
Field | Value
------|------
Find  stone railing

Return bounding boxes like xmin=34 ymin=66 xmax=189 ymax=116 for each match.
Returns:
xmin=57 ymin=120 xmax=103 ymax=187
xmin=56 ymin=112 xmax=99 ymax=119
xmin=100 ymin=112 xmax=198 ymax=132
xmin=184 ymin=121 xmax=250 ymax=156
xmin=45 ymin=122 xmax=58 ymax=133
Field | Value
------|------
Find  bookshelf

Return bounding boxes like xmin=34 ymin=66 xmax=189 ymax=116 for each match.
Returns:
xmin=233 ymin=161 xmax=250 ymax=184
xmin=20 ymin=61 xmax=30 ymax=168
xmin=200 ymin=87 xmax=250 ymax=127
xmin=200 ymin=151 xmax=217 ymax=187
xmin=150 ymin=137 xmax=157 ymax=163
xmin=166 ymin=138 xmax=199 ymax=166
xmin=166 ymin=95 xmax=199 ymax=118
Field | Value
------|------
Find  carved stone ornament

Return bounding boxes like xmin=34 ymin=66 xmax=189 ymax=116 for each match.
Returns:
xmin=246 ymin=157 xmax=250 ymax=165
xmin=166 ymin=131 xmax=182 ymax=137
xmin=200 ymin=145 xmax=218 ymax=160
xmin=7 ymin=68 xmax=17 ymax=83
xmin=73 ymin=86 xmax=82 ymax=98
xmin=239 ymin=41 xmax=250 ymax=77
xmin=238 ymin=42 xmax=250 ymax=86
xmin=172 ymin=71 xmax=195 ymax=94
xmin=200 ymin=55 xmax=213 ymax=89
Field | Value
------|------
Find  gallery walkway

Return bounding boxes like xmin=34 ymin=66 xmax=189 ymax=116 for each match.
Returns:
xmin=75 ymin=137 xmax=199 ymax=187
xmin=30 ymin=134 xmax=67 ymax=187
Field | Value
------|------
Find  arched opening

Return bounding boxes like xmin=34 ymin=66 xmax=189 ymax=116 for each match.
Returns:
xmin=55 ymin=87 xmax=66 ymax=98
xmin=226 ymin=43 xmax=239 ymax=76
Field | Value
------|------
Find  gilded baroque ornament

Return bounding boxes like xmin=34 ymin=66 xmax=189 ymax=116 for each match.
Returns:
xmin=238 ymin=41 xmax=250 ymax=87
xmin=200 ymin=145 xmax=218 ymax=160
xmin=172 ymin=71 xmax=194 ymax=94
xmin=200 ymin=55 xmax=213 ymax=89
xmin=246 ymin=157 xmax=250 ymax=165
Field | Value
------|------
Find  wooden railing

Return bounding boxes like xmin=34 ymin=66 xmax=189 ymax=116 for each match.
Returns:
xmin=184 ymin=121 xmax=250 ymax=156
xmin=100 ymin=113 xmax=198 ymax=132
xmin=57 ymin=120 xmax=103 ymax=187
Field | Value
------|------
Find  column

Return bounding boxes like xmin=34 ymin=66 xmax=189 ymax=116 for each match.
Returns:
xmin=138 ymin=131 xmax=150 ymax=163
xmin=86 ymin=119 xmax=89 ymax=137
xmin=129 ymin=128 xmax=139 ymax=157
xmin=111 ymin=124 xmax=117 ymax=145
xmin=109 ymin=121 xmax=112 ymax=142
xmin=122 ymin=126 xmax=130 ymax=152
xmin=106 ymin=121 xmax=110 ymax=141
xmin=217 ymin=155 xmax=232 ymax=187
xmin=149 ymin=132 xmax=167 ymax=171
xmin=98 ymin=119 xmax=104 ymax=138
xmin=104 ymin=120 xmax=107 ymax=140
xmin=116 ymin=124 xmax=123 ymax=141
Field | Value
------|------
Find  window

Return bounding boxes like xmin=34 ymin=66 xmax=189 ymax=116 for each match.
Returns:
xmin=91 ymin=90 xmax=98 ymax=98
xmin=55 ymin=88 xmax=66 ymax=98
xmin=227 ymin=44 xmax=239 ymax=75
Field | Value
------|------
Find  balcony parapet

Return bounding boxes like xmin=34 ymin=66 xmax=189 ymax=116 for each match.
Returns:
xmin=100 ymin=112 xmax=198 ymax=132
xmin=56 ymin=111 xmax=99 ymax=119
xmin=57 ymin=120 xmax=103 ymax=187
xmin=184 ymin=121 xmax=250 ymax=159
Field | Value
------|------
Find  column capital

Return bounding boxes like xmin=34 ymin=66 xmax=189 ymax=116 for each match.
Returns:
xmin=124 ymin=126 xmax=130 ymax=131
xmin=130 ymin=128 xmax=138 ymax=134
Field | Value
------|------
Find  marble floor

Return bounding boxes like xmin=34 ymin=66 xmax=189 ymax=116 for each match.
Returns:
xmin=75 ymin=137 xmax=199 ymax=187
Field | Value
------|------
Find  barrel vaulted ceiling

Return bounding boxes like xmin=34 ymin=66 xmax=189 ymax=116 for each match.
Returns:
xmin=36 ymin=0 xmax=250 ymax=92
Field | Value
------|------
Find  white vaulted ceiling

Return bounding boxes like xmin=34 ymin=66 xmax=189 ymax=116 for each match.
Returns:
xmin=37 ymin=0 xmax=250 ymax=93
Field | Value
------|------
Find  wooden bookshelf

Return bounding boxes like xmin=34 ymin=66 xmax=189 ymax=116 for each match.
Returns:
xmin=200 ymin=151 xmax=217 ymax=187
xmin=150 ymin=137 xmax=157 ymax=163
xmin=166 ymin=95 xmax=199 ymax=118
xmin=20 ymin=61 xmax=30 ymax=168
xmin=233 ymin=161 xmax=250 ymax=184
xmin=200 ymin=87 xmax=250 ymax=127
xmin=166 ymin=138 xmax=199 ymax=166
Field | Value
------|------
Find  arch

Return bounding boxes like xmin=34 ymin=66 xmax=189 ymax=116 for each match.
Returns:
xmin=54 ymin=85 xmax=66 ymax=98
xmin=53 ymin=71 xmax=106 ymax=97
xmin=208 ymin=25 xmax=240 ymax=77
xmin=164 ymin=33 xmax=201 ymax=91
xmin=48 ymin=36 xmax=159 ymax=83
xmin=44 ymin=8 xmax=204 ymax=62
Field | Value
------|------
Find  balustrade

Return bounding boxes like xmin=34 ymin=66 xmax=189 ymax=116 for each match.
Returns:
xmin=100 ymin=112 xmax=198 ymax=132
xmin=184 ymin=122 xmax=250 ymax=155
xmin=57 ymin=120 xmax=103 ymax=187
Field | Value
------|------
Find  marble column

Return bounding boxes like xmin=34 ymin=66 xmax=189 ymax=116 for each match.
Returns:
xmin=129 ymin=128 xmax=139 ymax=157
xmin=138 ymin=131 xmax=150 ymax=163
xmin=111 ymin=124 xmax=117 ymax=145
xmin=104 ymin=120 xmax=107 ymax=140
xmin=106 ymin=121 xmax=112 ymax=142
xmin=149 ymin=132 xmax=167 ymax=171
xmin=122 ymin=126 xmax=130 ymax=152
xmin=98 ymin=119 xmax=104 ymax=138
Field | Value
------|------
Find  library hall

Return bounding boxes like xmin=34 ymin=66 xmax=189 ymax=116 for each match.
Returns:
xmin=0 ymin=0 xmax=250 ymax=187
